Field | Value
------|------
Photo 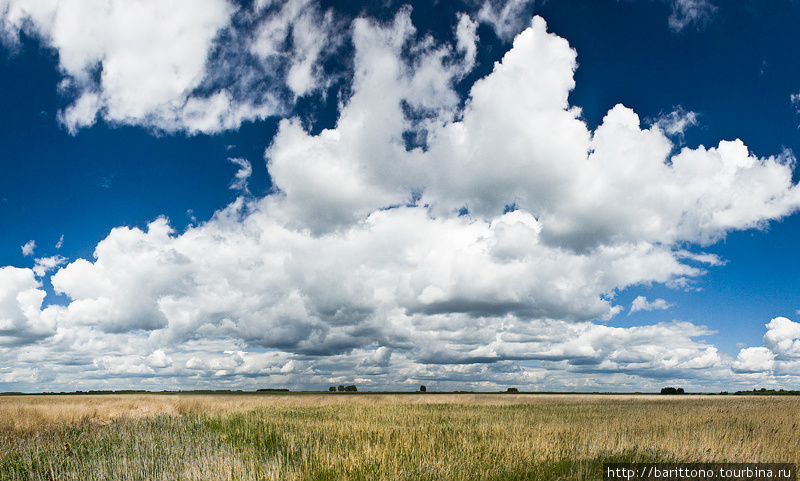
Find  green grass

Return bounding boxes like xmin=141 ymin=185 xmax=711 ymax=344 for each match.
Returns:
xmin=0 ymin=414 xmax=243 ymax=480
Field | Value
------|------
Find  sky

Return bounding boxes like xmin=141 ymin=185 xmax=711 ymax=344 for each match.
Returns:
xmin=1 ymin=0 xmax=800 ymax=393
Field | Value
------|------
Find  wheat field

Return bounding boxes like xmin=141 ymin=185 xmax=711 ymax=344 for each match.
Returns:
xmin=0 ymin=393 xmax=797 ymax=480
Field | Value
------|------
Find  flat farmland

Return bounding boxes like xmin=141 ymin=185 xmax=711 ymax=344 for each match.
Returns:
xmin=1 ymin=393 xmax=797 ymax=480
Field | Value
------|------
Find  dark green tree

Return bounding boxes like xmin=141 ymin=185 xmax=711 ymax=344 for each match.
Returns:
xmin=420 ymin=385 xmax=426 ymax=392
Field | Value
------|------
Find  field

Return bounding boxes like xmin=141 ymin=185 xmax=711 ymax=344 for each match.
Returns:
xmin=0 ymin=393 xmax=798 ymax=480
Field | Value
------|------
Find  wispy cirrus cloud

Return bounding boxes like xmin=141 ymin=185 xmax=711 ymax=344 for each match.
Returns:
xmin=476 ymin=0 xmax=536 ymax=41
xmin=652 ymin=107 xmax=699 ymax=143
xmin=668 ymin=0 xmax=718 ymax=32
xmin=228 ymin=158 xmax=253 ymax=193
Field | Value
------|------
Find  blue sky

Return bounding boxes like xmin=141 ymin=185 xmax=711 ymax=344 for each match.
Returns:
xmin=1 ymin=0 xmax=800 ymax=393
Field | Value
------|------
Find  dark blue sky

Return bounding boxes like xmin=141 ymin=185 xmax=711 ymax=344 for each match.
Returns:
xmin=0 ymin=35 xmax=276 ymax=267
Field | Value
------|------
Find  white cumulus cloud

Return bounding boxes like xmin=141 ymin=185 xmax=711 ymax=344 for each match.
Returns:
xmin=732 ymin=347 xmax=775 ymax=373
xmin=0 ymin=12 xmax=799 ymax=391
xmin=0 ymin=0 xmax=343 ymax=135
xmin=20 ymin=240 xmax=35 ymax=257
xmin=763 ymin=317 xmax=800 ymax=359
xmin=730 ymin=318 xmax=800 ymax=377
xmin=0 ymin=267 xmax=58 ymax=345
xmin=1 ymin=0 xmax=236 ymax=132
xmin=629 ymin=296 xmax=673 ymax=314
xmin=32 ymin=255 xmax=67 ymax=277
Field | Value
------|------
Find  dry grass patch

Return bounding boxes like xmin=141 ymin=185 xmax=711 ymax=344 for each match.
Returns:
xmin=1 ymin=393 xmax=798 ymax=480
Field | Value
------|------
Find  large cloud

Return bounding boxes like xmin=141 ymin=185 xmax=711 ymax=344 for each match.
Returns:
xmin=0 ymin=0 xmax=342 ymax=134
xmin=0 ymin=267 xmax=58 ymax=346
xmin=0 ymin=0 xmax=723 ymax=136
xmin=763 ymin=317 xmax=800 ymax=359
xmin=2 ymin=13 xmax=800 ymax=391
xmin=731 ymin=317 xmax=800 ymax=379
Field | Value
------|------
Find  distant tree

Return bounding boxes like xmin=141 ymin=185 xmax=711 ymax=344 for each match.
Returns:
xmin=329 ymin=386 xmax=336 ymax=392
xmin=344 ymin=385 xmax=357 ymax=392
xmin=660 ymin=387 xmax=685 ymax=395
xmin=338 ymin=385 xmax=345 ymax=392
xmin=506 ymin=387 xmax=519 ymax=393
xmin=420 ymin=385 xmax=426 ymax=392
